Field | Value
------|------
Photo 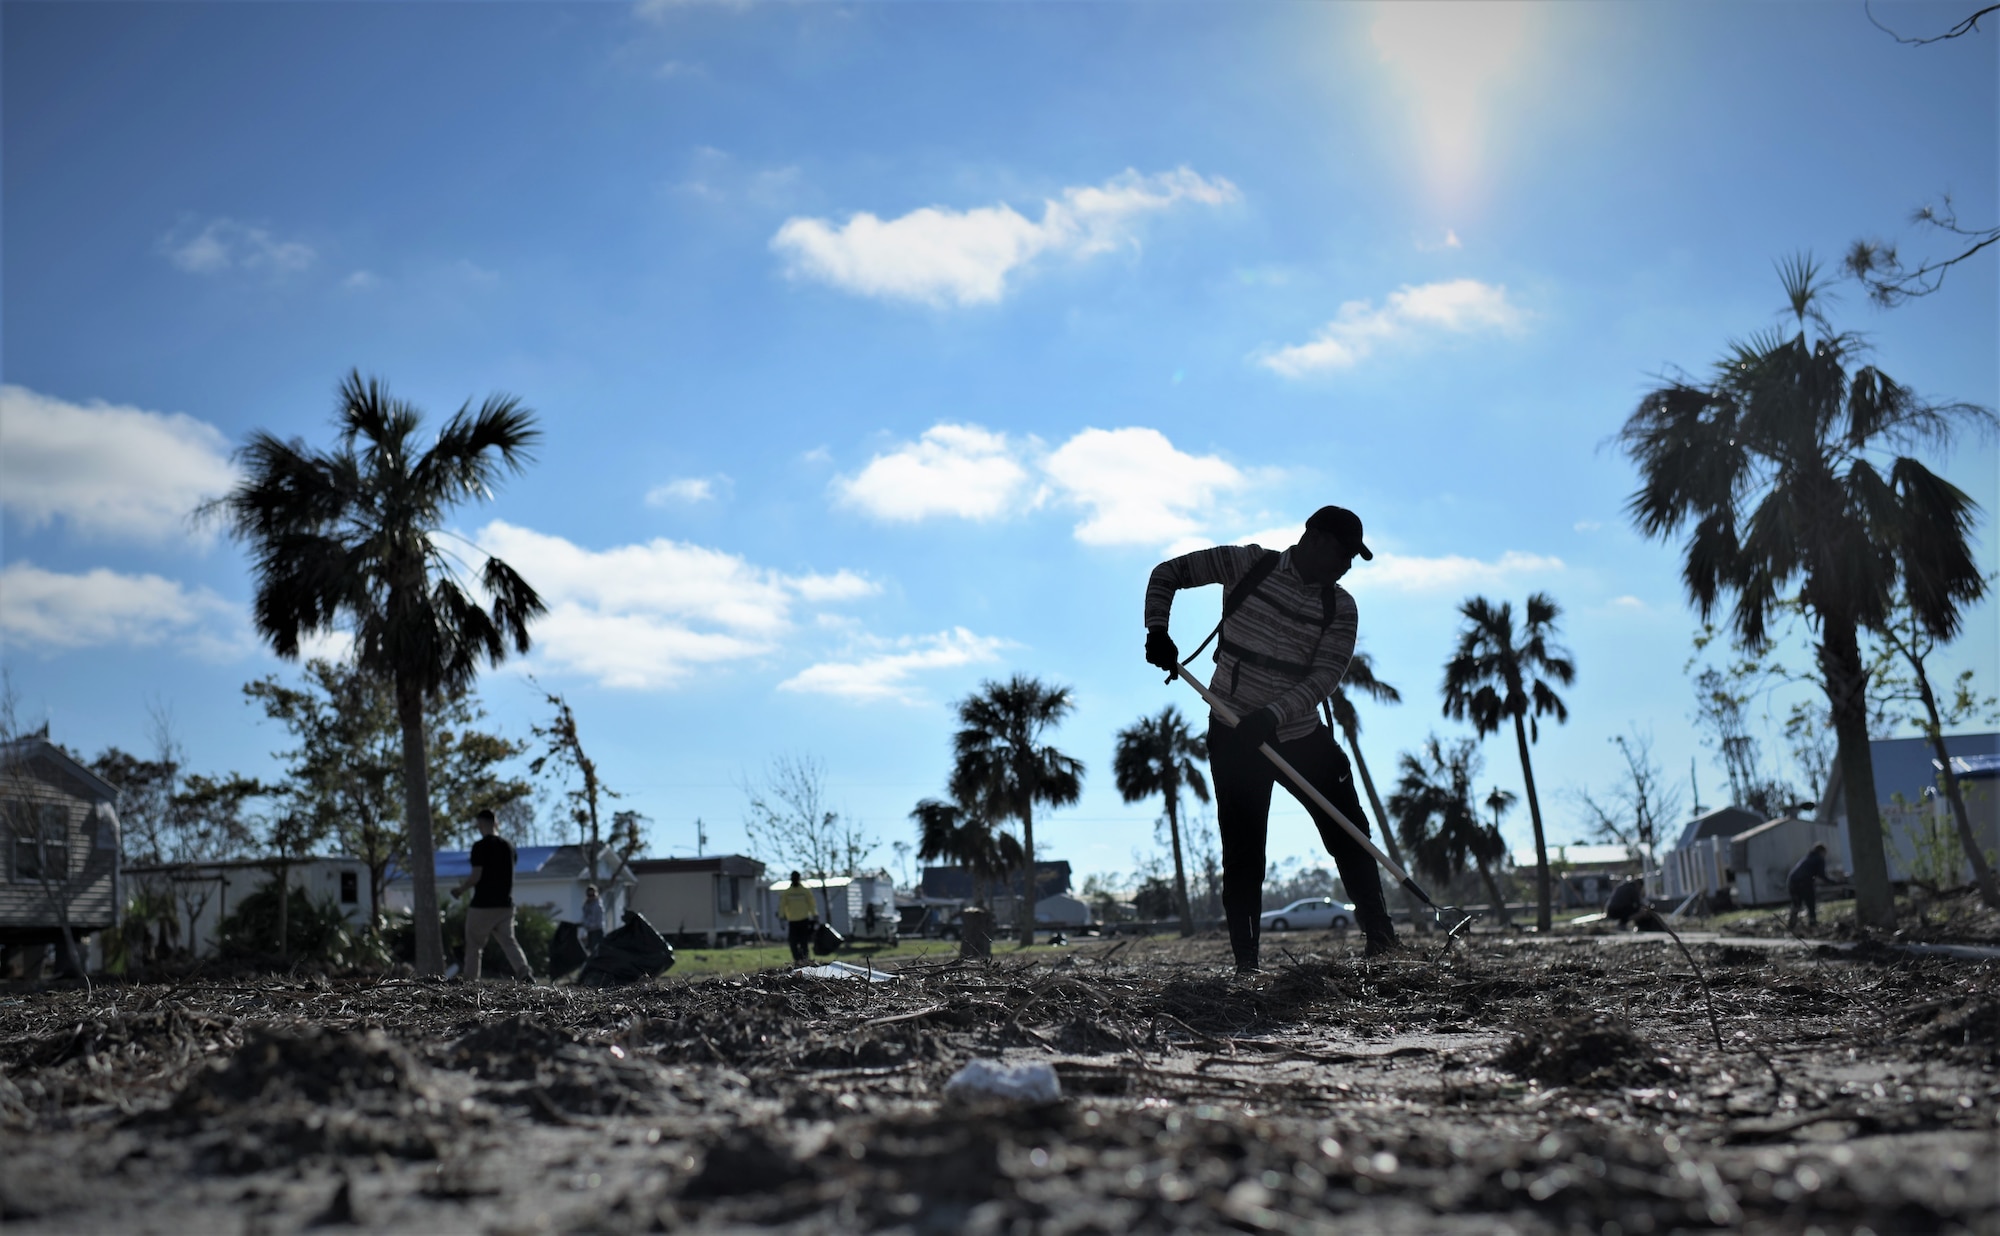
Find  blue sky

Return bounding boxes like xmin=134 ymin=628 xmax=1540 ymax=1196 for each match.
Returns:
xmin=4 ymin=1 xmax=1995 ymax=885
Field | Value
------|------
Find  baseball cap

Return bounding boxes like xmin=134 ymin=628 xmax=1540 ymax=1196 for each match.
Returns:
xmin=1304 ymin=506 xmax=1373 ymax=560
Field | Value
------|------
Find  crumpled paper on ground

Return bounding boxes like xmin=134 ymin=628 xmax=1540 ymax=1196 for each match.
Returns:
xmin=942 ymin=1058 xmax=1063 ymax=1103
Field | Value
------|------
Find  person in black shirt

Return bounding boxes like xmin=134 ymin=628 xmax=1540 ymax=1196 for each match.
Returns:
xmin=450 ymin=809 xmax=532 ymax=982
xmin=1787 ymin=843 xmax=1835 ymax=931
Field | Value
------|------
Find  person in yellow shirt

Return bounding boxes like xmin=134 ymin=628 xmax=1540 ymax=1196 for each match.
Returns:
xmin=777 ymin=871 xmax=819 ymax=963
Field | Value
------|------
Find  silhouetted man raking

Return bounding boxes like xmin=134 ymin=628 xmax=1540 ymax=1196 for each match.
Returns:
xmin=1144 ymin=506 xmax=1397 ymax=972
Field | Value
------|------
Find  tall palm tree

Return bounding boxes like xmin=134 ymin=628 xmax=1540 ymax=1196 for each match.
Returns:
xmin=949 ymin=675 xmax=1085 ymax=946
xmin=1620 ymin=256 xmax=1992 ymax=928
xmin=1113 ymin=705 xmax=1209 ymax=937
xmin=1482 ymin=785 xmax=1518 ymax=925
xmin=1388 ymin=738 xmax=1510 ymax=922
xmin=213 ymin=371 xmax=544 ymax=976
xmin=1442 ymin=593 xmax=1574 ymax=932
xmin=1327 ymin=652 xmax=1428 ymax=932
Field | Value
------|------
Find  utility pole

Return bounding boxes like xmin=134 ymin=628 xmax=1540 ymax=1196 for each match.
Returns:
xmin=694 ymin=817 xmax=708 ymax=857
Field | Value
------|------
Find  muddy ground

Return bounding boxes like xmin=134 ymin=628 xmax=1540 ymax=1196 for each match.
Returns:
xmin=1 ymin=933 xmax=1994 ymax=1234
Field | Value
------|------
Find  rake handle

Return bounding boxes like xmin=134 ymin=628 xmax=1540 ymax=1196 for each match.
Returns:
xmin=1170 ymin=663 xmax=1444 ymax=913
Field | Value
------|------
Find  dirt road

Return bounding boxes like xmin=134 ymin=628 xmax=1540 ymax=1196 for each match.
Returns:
xmin=2 ymin=935 xmax=1993 ymax=1233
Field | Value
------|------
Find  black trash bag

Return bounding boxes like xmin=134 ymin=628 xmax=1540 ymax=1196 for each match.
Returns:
xmin=812 ymin=922 xmax=844 ymax=957
xmin=548 ymin=921 xmax=588 ymax=980
xmin=577 ymin=910 xmax=676 ymax=987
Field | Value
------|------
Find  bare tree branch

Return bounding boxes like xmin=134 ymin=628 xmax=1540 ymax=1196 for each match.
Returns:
xmin=1866 ymin=1 xmax=1998 ymax=44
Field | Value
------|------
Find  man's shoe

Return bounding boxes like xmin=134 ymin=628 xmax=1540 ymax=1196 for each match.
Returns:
xmin=1234 ymin=963 xmax=1264 ymax=977
xmin=1362 ymin=936 xmax=1400 ymax=958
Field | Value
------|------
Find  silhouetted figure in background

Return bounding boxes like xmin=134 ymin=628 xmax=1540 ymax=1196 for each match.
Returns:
xmin=1144 ymin=505 xmax=1395 ymax=973
xmin=1788 ymin=843 xmax=1835 ymax=930
xmin=1605 ymin=877 xmax=1666 ymax=932
xmin=581 ymin=883 xmax=606 ymax=953
xmin=778 ymin=871 xmax=818 ymax=964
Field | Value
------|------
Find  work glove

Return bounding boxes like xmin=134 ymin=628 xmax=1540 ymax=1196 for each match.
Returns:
xmin=1236 ymin=707 xmax=1280 ymax=749
xmin=1145 ymin=628 xmax=1180 ymax=672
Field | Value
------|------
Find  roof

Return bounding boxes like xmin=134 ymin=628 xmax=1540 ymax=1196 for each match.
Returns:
xmin=1513 ymin=844 xmax=1640 ymax=869
xmin=125 ymin=855 xmax=367 ymax=876
xmin=919 ymin=861 xmax=1071 ymax=900
xmin=1673 ymin=806 xmax=1768 ymax=848
xmin=1941 ymin=753 xmax=2000 ymax=780
xmin=1729 ymin=815 xmax=1834 ymax=844
xmin=631 ymin=854 xmax=765 ymax=878
xmin=387 ymin=843 xmax=633 ymax=884
xmin=764 ymin=874 xmax=895 ymax=892
xmin=0 ymin=737 xmax=118 ymax=801
xmin=1823 ymin=732 xmax=2000 ymax=818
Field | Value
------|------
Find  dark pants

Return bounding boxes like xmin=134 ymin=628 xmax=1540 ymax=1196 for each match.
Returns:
xmin=1209 ymin=718 xmax=1394 ymax=966
xmin=787 ymin=919 xmax=814 ymax=963
xmin=1788 ymin=880 xmax=1817 ymax=928
xmin=586 ymin=928 xmax=604 ymax=953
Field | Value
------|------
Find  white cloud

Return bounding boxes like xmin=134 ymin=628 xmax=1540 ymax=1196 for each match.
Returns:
xmin=472 ymin=520 xmax=877 ymax=689
xmin=833 ymin=424 xmax=1036 ymax=522
xmin=1609 ymin=595 xmax=1645 ymax=610
xmin=1258 ymin=278 xmax=1525 ymax=377
xmin=1347 ymin=550 xmax=1564 ymax=594
xmin=0 ymin=385 xmax=238 ymax=542
xmin=1042 ymin=428 xmax=1247 ymax=547
xmin=1573 ymin=520 xmax=1603 ymax=532
xmin=342 ymin=270 xmax=380 ymax=290
xmin=0 ymin=562 xmax=238 ymax=656
xmin=157 ymin=217 xmax=315 ymax=276
xmin=779 ymin=627 xmax=1009 ymax=704
xmin=771 ymin=167 xmax=1238 ymax=306
xmin=645 ymin=476 xmax=727 ymax=506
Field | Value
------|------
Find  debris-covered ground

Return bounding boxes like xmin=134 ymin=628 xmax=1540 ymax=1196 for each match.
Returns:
xmin=2 ymin=933 xmax=1994 ymax=1234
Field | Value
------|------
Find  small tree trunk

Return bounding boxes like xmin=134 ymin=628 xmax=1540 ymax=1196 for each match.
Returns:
xmin=1472 ymin=856 xmax=1512 ymax=926
xmin=275 ymin=861 xmax=290 ymax=961
xmin=1821 ymin=619 xmax=1895 ymax=929
xmin=1905 ymin=645 xmax=2000 ymax=911
xmin=1018 ymin=806 xmax=1037 ymax=947
xmin=1165 ymin=789 xmax=1194 ymax=937
xmin=1511 ymin=713 xmax=1553 ymax=932
xmin=1342 ymin=725 xmax=1431 ymax=934
xmin=397 ymin=678 xmax=446 ymax=976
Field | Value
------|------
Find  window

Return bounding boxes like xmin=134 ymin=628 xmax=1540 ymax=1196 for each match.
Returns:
xmin=719 ymin=875 xmax=742 ymax=914
xmin=340 ymin=871 xmax=359 ymax=904
xmin=10 ymin=804 xmax=70 ymax=884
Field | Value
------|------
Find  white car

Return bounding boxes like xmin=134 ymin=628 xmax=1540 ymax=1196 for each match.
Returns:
xmin=1259 ymin=898 xmax=1356 ymax=932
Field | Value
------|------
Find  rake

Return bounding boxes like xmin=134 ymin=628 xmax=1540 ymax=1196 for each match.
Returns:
xmin=1168 ymin=663 xmax=1477 ymax=942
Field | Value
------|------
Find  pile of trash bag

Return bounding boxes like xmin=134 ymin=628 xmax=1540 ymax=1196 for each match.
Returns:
xmin=575 ymin=911 xmax=676 ymax=986
xmin=812 ymin=922 xmax=844 ymax=956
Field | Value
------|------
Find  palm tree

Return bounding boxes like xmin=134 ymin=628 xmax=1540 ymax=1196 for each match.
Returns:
xmin=1388 ymin=738 xmax=1510 ymax=922
xmin=213 ymin=371 xmax=544 ymax=976
xmin=1442 ymin=594 xmax=1574 ymax=932
xmin=1113 ymin=706 xmax=1209 ymax=937
xmin=1327 ymin=652 xmax=1429 ymax=932
xmin=949 ymin=675 xmax=1085 ymax=946
xmin=910 ymin=796 xmax=1020 ymax=909
xmin=1620 ymin=256 xmax=1992 ymax=928
xmin=1481 ymin=785 xmax=1518 ymax=926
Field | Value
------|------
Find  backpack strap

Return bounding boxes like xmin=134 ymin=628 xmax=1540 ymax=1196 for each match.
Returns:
xmin=1179 ymin=550 xmax=1282 ymax=667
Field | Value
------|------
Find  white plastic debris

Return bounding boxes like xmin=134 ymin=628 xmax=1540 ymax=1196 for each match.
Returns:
xmin=796 ymin=962 xmax=896 ymax=982
xmin=943 ymin=1058 xmax=1063 ymax=1104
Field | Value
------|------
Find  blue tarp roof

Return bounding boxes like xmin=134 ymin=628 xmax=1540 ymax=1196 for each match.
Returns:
xmin=387 ymin=846 xmax=560 ymax=883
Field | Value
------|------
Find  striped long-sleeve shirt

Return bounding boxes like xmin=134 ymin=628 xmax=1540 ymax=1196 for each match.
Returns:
xmin=1145 ymin=543 xmax=1357 ymax=742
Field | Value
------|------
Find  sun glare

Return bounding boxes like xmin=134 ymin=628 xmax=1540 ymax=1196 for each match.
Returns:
xmin=1370 ymin=1 xmax=1533 ymax=210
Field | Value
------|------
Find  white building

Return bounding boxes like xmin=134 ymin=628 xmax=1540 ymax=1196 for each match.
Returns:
xmin=629 ymin=854 xmax=765 ymax=945
xmin=1726 ymin=815 xmax=1845 ymax=906
xmin=1821 ymin=734 xmax=2000 ymax=885
xmin=124 ymin=855 xmax=373 ymax=959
